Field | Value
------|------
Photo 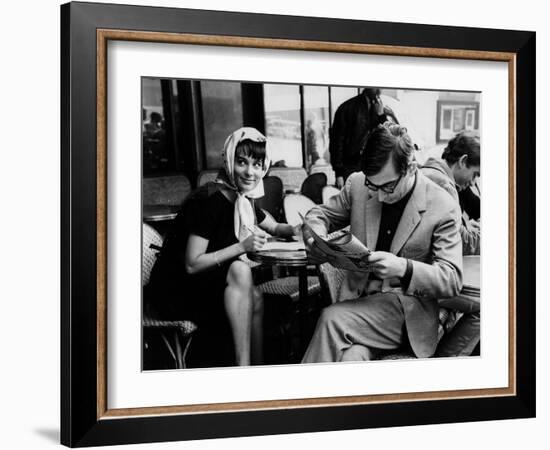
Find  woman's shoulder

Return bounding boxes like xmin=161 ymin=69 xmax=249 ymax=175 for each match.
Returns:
xmin=186 ymin=183 xmax=225 ymax=203
xmin=182 ymin=183 xmax=233 ymax=215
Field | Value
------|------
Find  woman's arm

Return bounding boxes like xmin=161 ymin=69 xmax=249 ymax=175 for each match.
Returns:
xmin=258 ymin=215 xmax=296 ymax=239
xmin=185 ymin=232 xmax=267 ymax=275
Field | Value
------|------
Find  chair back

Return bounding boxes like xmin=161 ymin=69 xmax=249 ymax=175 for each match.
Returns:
xmin=143 ymin=175 xmax=191 ymax=206
xmin=317 ymin=263 xmax=346 ymax=304
xmin=283 ymin=193 xmax=316 ymax=227
xmin=267 ymin=167 xmax=308 ymax=193
xmin=197 ymin=169 xmax=220 ymax=186
xmin=310 ymin=164 xmax=336 ymax=186
xmin=301 ymin=172 xmax=327 ymax=204
xmin=255 ymin=176 xmax=284 ymax=222
xmin=322 ymin=186 xmax=341 ymax=204
xmin=142 ymin=223 xmax=163 ymax=286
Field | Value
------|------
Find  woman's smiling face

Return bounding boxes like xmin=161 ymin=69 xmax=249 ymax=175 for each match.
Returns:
xmin=233 ymin=153 xmax=264 ymax=193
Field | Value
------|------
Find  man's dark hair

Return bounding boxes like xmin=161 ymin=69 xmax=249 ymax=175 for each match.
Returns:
xmin=235 ymin=138 xmax=267 ymax=167
xmin=441 ymin=131 xmax=480 ymax=167
xmin=361 ymin=123 xmax=415 ymax=176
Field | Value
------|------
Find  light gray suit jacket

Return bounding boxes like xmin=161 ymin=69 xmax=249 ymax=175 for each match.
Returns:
xmin=305 ymin=171 xmax=463 ymax=357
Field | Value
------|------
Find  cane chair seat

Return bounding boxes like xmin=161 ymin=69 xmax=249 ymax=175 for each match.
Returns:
xmin=259 ymin=276 xmax=321 ymax=302
xmin=142 ymin=223 xmax=197 ymax=369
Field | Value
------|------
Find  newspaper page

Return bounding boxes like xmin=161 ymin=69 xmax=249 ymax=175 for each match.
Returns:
xmin=302 ymin=220 xmax=373 ymax=273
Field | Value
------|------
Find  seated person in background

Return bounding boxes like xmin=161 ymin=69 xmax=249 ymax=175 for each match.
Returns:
xmin=459 ymin=178 xmax=480 ymax=221
xmin=421 ymin=130 xmax=481 ymax=357
xmin=302 ymin=123 xmax=463 ymax=363
xmin=146 ymin=127 xmax=295 ymax=368
xmin=421 ymin=131 xmax=480 ymax=255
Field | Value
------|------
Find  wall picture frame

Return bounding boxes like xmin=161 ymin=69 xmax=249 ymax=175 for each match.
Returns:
xmin=61 ymin=1 xmax=535 ymax=447
xmin=436 ymin=99 xmax=481 ymax=143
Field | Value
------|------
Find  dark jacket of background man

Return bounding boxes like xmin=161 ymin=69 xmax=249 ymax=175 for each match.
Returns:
xmin=329 ymin=89 xmax=397 ymax=184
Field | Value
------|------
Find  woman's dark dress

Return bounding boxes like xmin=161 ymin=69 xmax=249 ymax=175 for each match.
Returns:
xmin=146 ymin=184 xmax=265 ymax=368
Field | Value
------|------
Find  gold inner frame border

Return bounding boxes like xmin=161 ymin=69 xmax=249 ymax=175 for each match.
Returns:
xmin=95 ymin=29 xmax=517 ymax=420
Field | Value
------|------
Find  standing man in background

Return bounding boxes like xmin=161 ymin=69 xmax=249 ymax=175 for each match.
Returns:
xmin=329 ymin=88 xmax=398 ymax=188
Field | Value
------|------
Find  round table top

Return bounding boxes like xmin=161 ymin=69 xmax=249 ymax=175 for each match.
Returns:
xmin=247 ymin=249 xmax=308 ymax=267
xmin=143 ymin=205 xmax=180 ymax=222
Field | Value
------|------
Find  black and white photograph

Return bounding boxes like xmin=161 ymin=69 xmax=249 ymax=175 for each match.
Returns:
xmin=54 ymin=1 xmax=538 ymax=446
xmin=141 ymin=79 xmax=481 ymax=371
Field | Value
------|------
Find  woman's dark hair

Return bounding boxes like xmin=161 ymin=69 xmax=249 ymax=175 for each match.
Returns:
xmin=441 ymin=131 xmax=480 ymax=167
xmin=235 ymin=138 xmax=267 ymax=167
xmin=361 ymin=122 xmax=415 ymax=176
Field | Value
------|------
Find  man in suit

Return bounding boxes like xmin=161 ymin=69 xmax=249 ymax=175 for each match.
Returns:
xmin=302 ymin=123 xmax=463 ymax=362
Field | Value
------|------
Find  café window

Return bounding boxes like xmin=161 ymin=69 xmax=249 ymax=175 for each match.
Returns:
xmin=303 ymin=85 xmax=330 ymax=168
xmin=142 ymin=78 xmax=186 ymax=176
xmin=201 ymin=81 xmax=244 ymax=169
xmin=263 ymin=84 xmax=303 ymax=168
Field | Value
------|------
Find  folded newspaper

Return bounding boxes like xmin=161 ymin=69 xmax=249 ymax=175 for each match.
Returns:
xmin=301 ymin=218 xmax=373 ymax=272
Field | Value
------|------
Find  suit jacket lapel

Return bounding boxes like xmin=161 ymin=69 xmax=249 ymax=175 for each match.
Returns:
xmin=390 ymin=173 xmax=428 ymax=255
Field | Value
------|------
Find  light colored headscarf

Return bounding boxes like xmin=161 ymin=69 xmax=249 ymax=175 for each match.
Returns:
xmin=214 ymin=127 xmax=271 ymax=240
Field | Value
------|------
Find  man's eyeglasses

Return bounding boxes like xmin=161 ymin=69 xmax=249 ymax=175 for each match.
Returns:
xmin=364 ymin=173 xmax=403 ymax=193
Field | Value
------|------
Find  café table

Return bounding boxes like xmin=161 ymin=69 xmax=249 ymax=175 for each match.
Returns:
xmin=247 ymin=244 xmax=311 ymax=354
xmin=143 ymin=204 xmax=180 ymax=222
xmin=439 ymin=255 xmax=480 ymax=312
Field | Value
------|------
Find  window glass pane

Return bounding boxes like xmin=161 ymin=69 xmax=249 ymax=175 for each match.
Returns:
xmin=303 ymin=85 xmax=330 ymax=168
xmin=201 ymin=81 xmax=243 ymax=169
xmin=330 ymin=87 xmax=360 ymax=122
xmin=264 ymin=84 xmax=303 ymax=167
xmin=142 ymin=78 xmax=170 ymax=174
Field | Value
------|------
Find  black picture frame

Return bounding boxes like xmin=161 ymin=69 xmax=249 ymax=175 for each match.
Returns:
xmin=61 ymin=1 xmax=536 ymax=447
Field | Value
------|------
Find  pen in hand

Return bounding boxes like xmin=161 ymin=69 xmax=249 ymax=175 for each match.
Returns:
xmin=242 ymin=225 xmax=268 ymax=252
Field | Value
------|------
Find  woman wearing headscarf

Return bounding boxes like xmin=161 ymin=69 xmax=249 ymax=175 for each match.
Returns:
xmin=147 ymin=127 xmax=295 ymax=368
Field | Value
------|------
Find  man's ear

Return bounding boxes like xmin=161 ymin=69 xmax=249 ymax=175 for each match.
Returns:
xmin=458 ymin=154 xmax=469 ymax=167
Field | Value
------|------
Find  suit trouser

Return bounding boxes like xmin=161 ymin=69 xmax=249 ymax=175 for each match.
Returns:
xmin=302 ymin=293 xmax=406 ymax=363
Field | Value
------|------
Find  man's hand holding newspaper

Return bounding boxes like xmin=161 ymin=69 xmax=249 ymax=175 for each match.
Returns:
xmin=301 ymin=219 xmax=373 ymax=272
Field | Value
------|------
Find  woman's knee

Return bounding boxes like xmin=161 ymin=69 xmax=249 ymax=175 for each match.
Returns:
xmin=227 ymin=260 xmax=253 ymax=287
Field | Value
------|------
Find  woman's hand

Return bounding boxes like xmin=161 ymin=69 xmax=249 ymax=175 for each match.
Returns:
xmin=240 ymin=228 xmax=268 ymax=252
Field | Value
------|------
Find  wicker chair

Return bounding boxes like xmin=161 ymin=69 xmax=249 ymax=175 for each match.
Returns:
xmin=143 ymin=174 xmax=191 ymax=207
xmin=142 ymin=223 xmax=197 ymax=369
xmin=316 ymin=261 xmax=457 ymax=361
xmin=197 ymin=169 xmax=220 ymax=186
xmin=255 ymin=176 xmax=284 ymax=222
xmin=267 ymin=167 xmax=308 ymax=193
xmin=301 ymin=172 xmax=327 ymax=204
xmin=310 ymin=164 xmax=336 ymax=186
